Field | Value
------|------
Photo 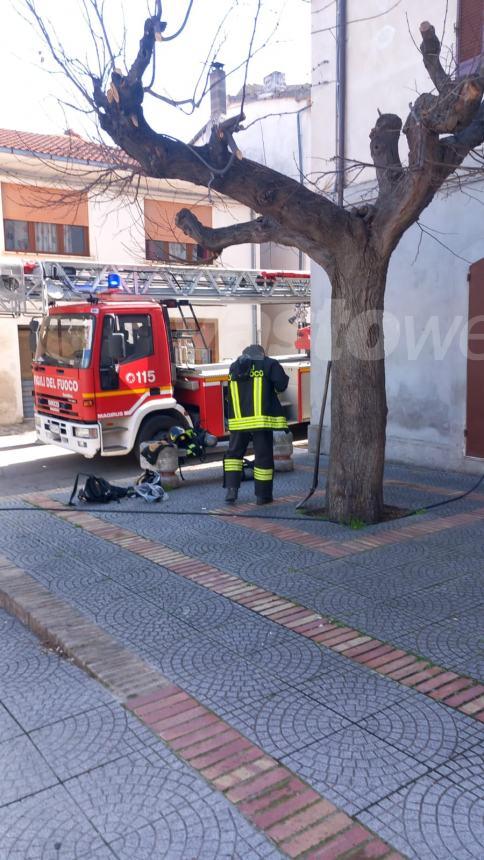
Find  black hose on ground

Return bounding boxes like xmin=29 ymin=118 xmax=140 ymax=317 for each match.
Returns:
xmin=0 ymin=470 xmax=484 ymax=523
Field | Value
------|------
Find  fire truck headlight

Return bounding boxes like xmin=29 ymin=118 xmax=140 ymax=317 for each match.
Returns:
xmin=73 ymin=426 xmax=98 ymax=439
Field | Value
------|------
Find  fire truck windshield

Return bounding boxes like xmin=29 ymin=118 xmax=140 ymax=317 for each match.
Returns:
xmin=35 ymin=314 xmax=94 ymax=369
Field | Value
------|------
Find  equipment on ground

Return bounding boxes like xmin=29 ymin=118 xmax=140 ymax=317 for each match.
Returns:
xmin=168 ymin=426 xmax=188 ymax=445
xmin=132 ymin=471 xmax=167 ymax=502
xmin=68 ymin=473 xmax=132 ymax=506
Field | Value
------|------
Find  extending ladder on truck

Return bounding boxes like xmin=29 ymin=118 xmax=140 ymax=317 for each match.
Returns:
xmin=0 ymin=259 xmax=310 ymax=316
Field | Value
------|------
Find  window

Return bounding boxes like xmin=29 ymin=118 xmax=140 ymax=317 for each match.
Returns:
xmin=170 ymin=317 xmax=218 ymax=363
xmin=35 ymin=314 xmax=94 ymax=369
xmin=35 ymin=222 xmax=58 ymax=253
xmin=4 ymin=220 xmax=28 ymax=251
xmin=4 ymin=218 xmax=88 ymax=256
xmin=146 ymin=239 xmax=210 ymax=263
xmin=101 ymin=314 xmax=154 ymax=365
xmin=64 ymin=225 xmax=86 ymax=255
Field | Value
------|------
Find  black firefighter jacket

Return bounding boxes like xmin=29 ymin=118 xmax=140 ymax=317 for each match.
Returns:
xmin=227 ymin=355 xmax=289 ymax=432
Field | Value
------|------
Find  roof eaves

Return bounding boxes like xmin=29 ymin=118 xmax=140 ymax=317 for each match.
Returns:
xmin=0 ymin=144 xmax=133 ymax=171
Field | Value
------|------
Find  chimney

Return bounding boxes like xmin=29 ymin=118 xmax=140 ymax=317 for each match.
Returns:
xmin=210 ymin=62 xmax=226 ymax=122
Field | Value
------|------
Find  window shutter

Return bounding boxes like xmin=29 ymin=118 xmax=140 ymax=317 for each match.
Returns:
xmin=1 ymin=183 xmax=88 ymax=226
xmin=458 ymin=0 xmax=483 ymax=71
xmin=144 ymin=199 xmax=212 ymax=243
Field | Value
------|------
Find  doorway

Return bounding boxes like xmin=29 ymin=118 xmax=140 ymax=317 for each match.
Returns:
xmin=17 ymin=327 xmax=35 ymax=418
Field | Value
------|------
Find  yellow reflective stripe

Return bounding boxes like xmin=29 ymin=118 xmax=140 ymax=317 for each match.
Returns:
xmin=224 ymin=459 xmax=243 ymax=471
xmin=95 ymin=387 xmax=148 ymax=398
xmin=228 ymin=416 xmax=288 ymax=430
xmin=253 ymin=375 xmax=262 ymax=418
xmin=254 ymin=467 xmax=273 ymax=481
xmin=229 ymin=380 xmax=242 ymax=420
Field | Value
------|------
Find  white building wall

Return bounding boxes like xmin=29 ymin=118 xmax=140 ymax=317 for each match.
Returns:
xmin=311 ymin=0 xmax=458 ymax=189
xmin=0 ymin=318 xmax=22 ymax=423
xmin=197 ymin=88 xmax=311 ymax=272
xmin=311 ymin=183 xmax=484 ymax=472
xmin=309 ymin=0 xmax=484 ymax=472
xmin=88 ymin=194 xmax=145 ymax=263
xmin=234 ymin=95 xmax=310 ymax=271
xmin=233 ymin=95 xmax=310 ymax=182
xmin=212 ymin=201 xmax=257 ymax=269
xmin=261 ymin=304 xmax=300 ymax=355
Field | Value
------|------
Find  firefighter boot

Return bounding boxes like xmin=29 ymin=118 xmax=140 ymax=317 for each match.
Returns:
xmin=256 ymin=496 xmax=273 ymax=505
xmin=225 ymin=488 xmax=238 ymax=504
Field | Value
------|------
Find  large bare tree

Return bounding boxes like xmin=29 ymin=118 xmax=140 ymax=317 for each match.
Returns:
xmin=25 ymin=2 xmax=484 ymax=523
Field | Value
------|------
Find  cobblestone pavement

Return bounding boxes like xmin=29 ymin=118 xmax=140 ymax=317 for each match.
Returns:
xmin=0 ymin=448 xmax=483 ymax=858
xmin=0 ymin=610 xmax=283 ymax=859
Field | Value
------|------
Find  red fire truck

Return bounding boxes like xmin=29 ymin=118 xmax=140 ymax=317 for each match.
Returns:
xmin=31 ymin=264 xmax=310 ymax=459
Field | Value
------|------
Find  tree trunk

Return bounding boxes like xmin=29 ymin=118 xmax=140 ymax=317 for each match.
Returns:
xmin=326 ymin=253 xmax=389 ymax=524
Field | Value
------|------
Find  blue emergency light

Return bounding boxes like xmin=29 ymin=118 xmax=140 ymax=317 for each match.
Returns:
xmin=107 ymin=272 xmax=121 ymax=288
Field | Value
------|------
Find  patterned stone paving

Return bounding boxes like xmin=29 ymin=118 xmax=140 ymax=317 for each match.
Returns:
xmin=0 ymin=610 xmax=284 ymax=860
xmin=0 ymin=452 xmax=483 ymax=857
xmin=0 ymin=585 xmax=399 ymax=859
xmin=360 ymin=748 xmax=484 ymax=860
xmin=281 ymin=726 xmax=429 ymax=815
xmin=19 ymin=484 xmax=483 ymax=714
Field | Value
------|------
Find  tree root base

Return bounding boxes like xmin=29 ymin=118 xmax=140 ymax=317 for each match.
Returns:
xmin=299 ymin=504 xmax=411 ymax=527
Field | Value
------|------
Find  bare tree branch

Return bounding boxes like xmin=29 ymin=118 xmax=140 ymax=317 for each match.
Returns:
xmin=161 ymin=0 xmax=194 ymax=42
xmin=175 ymin=208 xmax=331 ymax=268
xmin=419 ymin=20 xmax=450 ymax=93
xmin=176 ymin=209 xmax=292 ymax=252
xmin=442 ymin=101 xmax=484 ymax=163
xmin=370 ymin=18 xmax=484 ymax=255
xmin=369 ymin=113 xmax=403 ymax=196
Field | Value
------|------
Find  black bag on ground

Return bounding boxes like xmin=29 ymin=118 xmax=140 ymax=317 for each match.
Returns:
xmin=68 ymin=473 xmax=132 ymax=506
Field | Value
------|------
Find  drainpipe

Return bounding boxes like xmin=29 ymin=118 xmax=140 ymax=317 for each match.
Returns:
xmin=335 ymin=0 xmax=347 ymax=207
xmin=250 ymin=207 xmax=258 ymax=344
xmin=251 ymin=304 xmax=259 ymax=345
xmin=250 ymin=208 xmax=257 ymax=270
xmin=296 ymin=104 xmax=310 ymax=268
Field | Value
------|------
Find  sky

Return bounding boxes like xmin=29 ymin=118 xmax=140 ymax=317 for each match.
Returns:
xmin=2 ymin=0 xmax=311 ymax=143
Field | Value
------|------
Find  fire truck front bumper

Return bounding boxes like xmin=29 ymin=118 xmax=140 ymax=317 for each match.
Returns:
xmin=35 ymin=413 xmax=101 ymax=458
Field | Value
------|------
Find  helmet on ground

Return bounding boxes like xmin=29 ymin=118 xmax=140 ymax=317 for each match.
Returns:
xmin=168 ymin=425 xmax=187 ymax=444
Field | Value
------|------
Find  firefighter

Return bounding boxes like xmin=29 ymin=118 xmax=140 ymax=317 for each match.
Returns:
xmin=224 ymin=344 xmax=289 ymax=505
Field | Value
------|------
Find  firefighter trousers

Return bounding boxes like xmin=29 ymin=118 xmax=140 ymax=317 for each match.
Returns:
xmin=223 ymin=430 xmax=274 ymax=499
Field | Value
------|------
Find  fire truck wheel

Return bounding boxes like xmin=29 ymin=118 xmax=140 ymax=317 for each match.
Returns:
xmin=135 ymin=415 xmax=186 ymax=464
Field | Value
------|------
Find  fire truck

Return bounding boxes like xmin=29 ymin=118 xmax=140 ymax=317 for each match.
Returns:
xmin=28 ymin=262 xmax=310 ymax=459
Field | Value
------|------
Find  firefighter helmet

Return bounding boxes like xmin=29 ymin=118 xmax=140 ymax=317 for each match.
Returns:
xmin=168 ymin=426 xmax=187 ymax=444
xmin=242 ymin=344 xmax=265 ymax=360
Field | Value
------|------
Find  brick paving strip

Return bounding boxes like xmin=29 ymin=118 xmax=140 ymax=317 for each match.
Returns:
xmin=217 ymin=507 xmax=484 ymax=560
xmin=0 ymin=555 xmax=403 ymax=860
xmin=293 ymin=456 xmax=484 ymax=502
xmin=21 ymin=492 xmax=484 ymax=723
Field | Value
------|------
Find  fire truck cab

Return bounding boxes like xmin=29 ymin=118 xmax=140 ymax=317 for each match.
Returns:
xmin=33 ymin=290 xmax=310 ymax=459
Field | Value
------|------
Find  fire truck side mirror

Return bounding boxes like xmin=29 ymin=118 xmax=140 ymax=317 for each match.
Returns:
xmin=29 ymin=319 xmax=40 ymax=354
xmin=107 ymin=332 xmax=126 ymax=363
